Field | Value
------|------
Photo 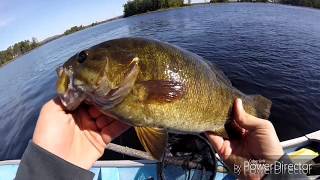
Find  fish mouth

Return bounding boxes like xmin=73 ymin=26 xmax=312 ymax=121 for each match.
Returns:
xmin=56 ymin=66 xmax=86 ymax=111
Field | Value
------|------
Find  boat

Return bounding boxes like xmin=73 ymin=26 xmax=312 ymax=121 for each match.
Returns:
xmin=0 ymin=130 xmax=319 ymax=180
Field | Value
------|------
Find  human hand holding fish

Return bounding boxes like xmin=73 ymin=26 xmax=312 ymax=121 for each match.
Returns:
xmin=32 ymin=97 xmax=130 ymax=170
xmin=206 ymin=98 xmax=284 ymax=179
xmin=54 ymin=37 xmax=277 ymax=178
xmin=31 ymin=96 xmax=282 ymax=179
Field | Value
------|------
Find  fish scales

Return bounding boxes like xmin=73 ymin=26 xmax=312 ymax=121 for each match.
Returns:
xmin=108 ymin=39 xmax=234 ymax=133
xmin=56 ymin=37 xmax=272 ymax=159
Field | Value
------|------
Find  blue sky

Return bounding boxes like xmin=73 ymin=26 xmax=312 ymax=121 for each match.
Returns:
xmin=0 ymin=0 xmax=127 ymax=50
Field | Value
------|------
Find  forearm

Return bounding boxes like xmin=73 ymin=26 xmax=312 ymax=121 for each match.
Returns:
xmin=15 ymin=141 xmax=95 ymax=180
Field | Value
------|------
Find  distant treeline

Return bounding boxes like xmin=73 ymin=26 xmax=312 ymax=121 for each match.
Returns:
xmin=123 ymin=0 xmax=184 ymax=17
xmin=64 ymin=25 xmax=85 ymax=35
xmin=0 ymin=22 xmax=102 ymax=67
xmin=279 ymin=0 xmax=320 ymax=8
xmin=2 ymin=1 xmax=319 ymax=67
xmin=211 ymin=0 xmax=320 ymax=8
xmin=64 ymin=22 xmax=99 ymax=36
xmin=0 ymin=38 xmax=39 ymax=66
xmin=210 ymin=0 xmax=268 ymax=2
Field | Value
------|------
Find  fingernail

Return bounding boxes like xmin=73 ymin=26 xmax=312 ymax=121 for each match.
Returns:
xmin=236 ymin=98 xmax=242 ymax=108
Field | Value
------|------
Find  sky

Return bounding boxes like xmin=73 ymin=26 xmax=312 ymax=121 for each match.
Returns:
xmin=0 ymin=0 xmax=127 ymax=50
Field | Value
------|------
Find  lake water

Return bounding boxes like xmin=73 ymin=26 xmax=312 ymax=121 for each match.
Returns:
xmin=1 ymin=3 xmax=320 ymax=160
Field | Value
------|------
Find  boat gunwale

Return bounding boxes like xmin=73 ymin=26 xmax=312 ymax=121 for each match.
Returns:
xmin=1 ymin=130 xmax=319 ymax=166
xmin=281 ymin=130 xmax=320 ymax=149
xmin=0 ymin=159 xmax=159 ymax=167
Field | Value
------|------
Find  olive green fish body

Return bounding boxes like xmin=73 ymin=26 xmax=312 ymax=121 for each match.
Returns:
xmin=104 ymin=39 xmax=233 ymax=134
xmin=56 ymin=37 xmax=271 ymax=159
xmin=89 ymin=38 xmax=269 ymax=135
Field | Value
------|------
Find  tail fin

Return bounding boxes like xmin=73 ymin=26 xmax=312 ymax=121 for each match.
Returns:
xmin=244 ymin=95 xmax=272 ymax=119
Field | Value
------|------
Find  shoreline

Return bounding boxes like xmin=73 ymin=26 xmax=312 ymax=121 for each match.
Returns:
xmin=126 ymin=1 xmax=320 ymax=18
xmin=1 ymin=2 xmax=319 ymax=68
xmin=0 ymin=16 xmax=124 ymax=69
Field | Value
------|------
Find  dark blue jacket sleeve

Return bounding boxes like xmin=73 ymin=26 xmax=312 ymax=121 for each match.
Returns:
xmin=15 ymin=141 xmax=95 ymax=180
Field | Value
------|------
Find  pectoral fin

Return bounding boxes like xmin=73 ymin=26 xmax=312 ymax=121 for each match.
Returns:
xmin=134 ymin=127 xmax=168 ymax=160
xmin=134 ymin=80 xmax=185 ymax=103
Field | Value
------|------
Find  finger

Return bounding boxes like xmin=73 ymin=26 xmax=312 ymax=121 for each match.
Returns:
xmin=205 ymin=132 xmax=224 ymax=152
xmin=52 ymin=97 xmax=63 ymax=108
xmin=88 ymin=107 xmax=102 ymax=118
xmin=100 ymin=121 xmax=130 ymax=144
xmin=101 ymin=111 xmax=120 ymax=120
xmin=42 ymin=97 xmax=65 ymax=112
xmin=96 ymin=116 xmax=113 ymax=129
xmin=234 ymin=98 xmax=265 ymax=130
xmin=206 ymin=132 xmax=232 ymax=160
xmin=78 ymin=108 xmax=98 ymax=131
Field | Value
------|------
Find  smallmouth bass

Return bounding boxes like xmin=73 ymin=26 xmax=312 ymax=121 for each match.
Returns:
xmin=56 ymin=37 xmax=271 ymax=160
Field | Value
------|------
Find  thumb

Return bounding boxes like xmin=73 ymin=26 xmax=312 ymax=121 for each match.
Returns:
xmin=234 ymin=98 xmax=265 ymax=130
xmin=45 ymin=97 xmax=65 ymax=112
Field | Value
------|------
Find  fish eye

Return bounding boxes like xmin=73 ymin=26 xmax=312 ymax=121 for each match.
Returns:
xmin=77 ymin=50 xmax=87 ymax=63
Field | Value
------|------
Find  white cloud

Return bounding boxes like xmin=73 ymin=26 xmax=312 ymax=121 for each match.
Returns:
xmin=0 ymin=17 xmax=14 ymax=28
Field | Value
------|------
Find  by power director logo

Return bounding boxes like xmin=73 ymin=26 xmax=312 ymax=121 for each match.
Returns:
xmin=233 ymin=159 xmax=312 ymax=176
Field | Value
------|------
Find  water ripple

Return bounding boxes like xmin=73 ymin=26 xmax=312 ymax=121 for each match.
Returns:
xmin=0 ymin=3 xmax=320 ymax=160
